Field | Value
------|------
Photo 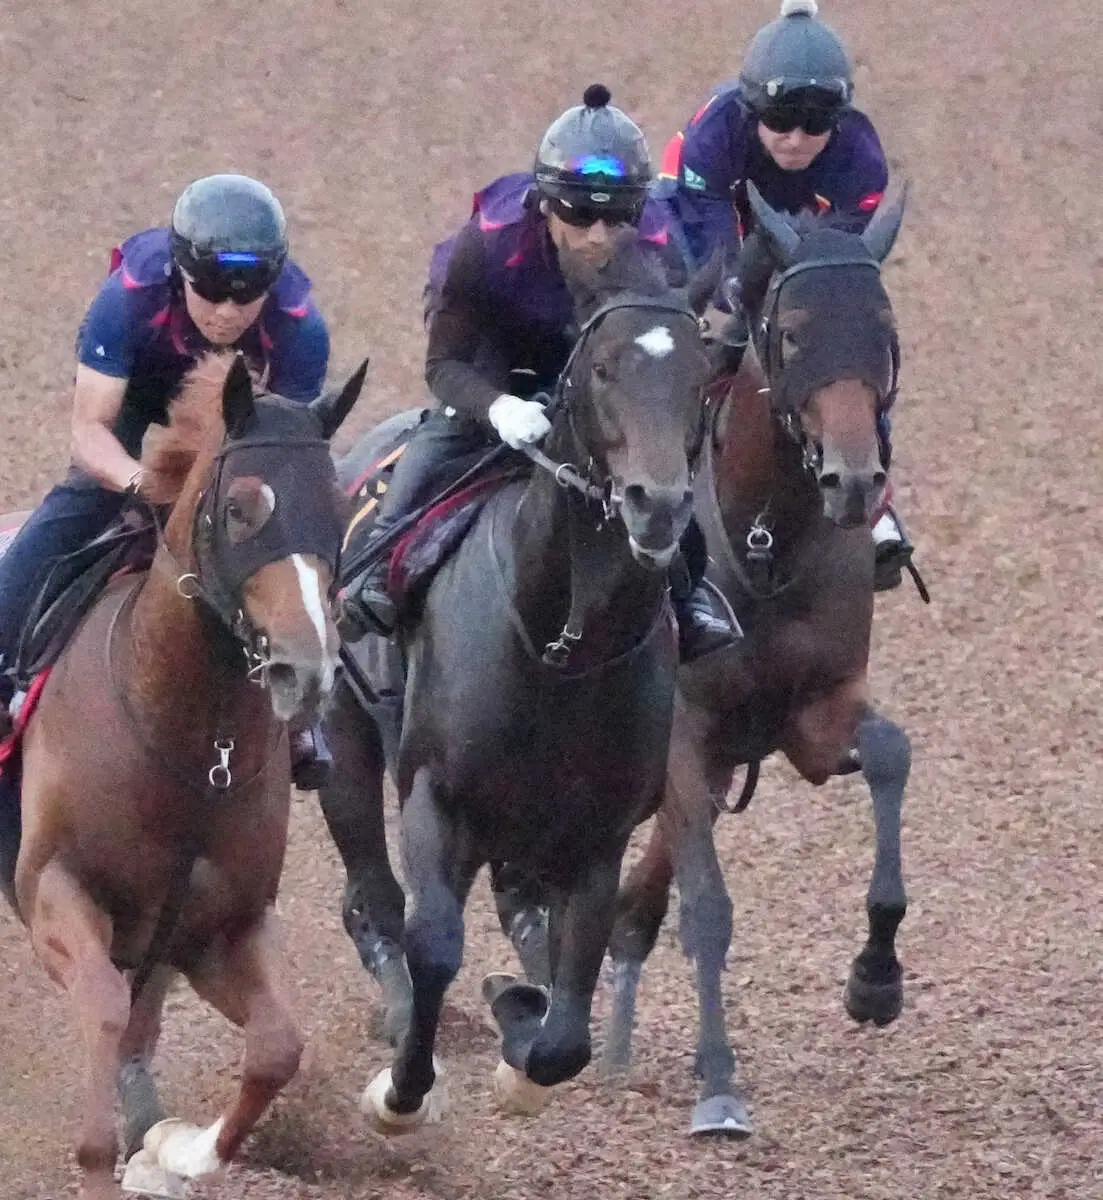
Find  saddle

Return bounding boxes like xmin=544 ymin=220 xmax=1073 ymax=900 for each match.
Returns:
xmin=340 ymin=427 xmax=521 ymax=621
xmin=3 ymin=509 xmax=157 ymax=692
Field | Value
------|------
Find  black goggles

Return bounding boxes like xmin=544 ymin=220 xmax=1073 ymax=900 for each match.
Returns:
xmin=547 ymin=195 xmax=644 ymax=229
xmin=757 ymin=105 xmax=841 ymax=136
xmin=183 ymin=268 xmax=276 ymax=306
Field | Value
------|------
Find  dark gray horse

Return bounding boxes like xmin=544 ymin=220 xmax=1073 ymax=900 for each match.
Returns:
xmin=492 ymin=184 xmax=914 ymax=1137
xmin=321 ymin=233 xmax=717 ymax=1129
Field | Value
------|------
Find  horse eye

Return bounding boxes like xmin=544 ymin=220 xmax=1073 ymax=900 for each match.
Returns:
xmin=224 ymin=479 xmax=275 ymax=544
xmin=592 ymin=361 xmax=610 ymax=382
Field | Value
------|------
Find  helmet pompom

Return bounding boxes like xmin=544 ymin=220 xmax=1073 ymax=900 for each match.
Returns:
xmin=583 ymin=83 xmax=612 ymax=108
xmin=780 ymin=0 xmax=818 ymax=16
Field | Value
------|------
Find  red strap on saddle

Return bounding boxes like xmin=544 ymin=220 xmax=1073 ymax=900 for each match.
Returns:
xmin=0 ymin=668 xmax=53 ymax=770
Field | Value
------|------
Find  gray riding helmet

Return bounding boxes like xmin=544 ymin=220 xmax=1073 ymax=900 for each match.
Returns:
xmin=739 ymin=0 xmax=854 ymax=112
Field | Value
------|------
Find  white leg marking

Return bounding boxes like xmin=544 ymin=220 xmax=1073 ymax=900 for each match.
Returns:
xmin=634 ymin=325 xmax=675 ymax=358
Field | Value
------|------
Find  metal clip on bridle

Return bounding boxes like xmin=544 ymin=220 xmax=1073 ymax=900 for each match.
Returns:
xmin=746 ymin=520 xmax=775 ymax=590
xmin=208 ymin=737 xmax=235 ymax=790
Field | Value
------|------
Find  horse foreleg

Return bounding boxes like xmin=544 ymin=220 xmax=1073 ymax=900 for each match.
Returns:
xmin=117 ymin=964 xmax=174 ymax=1160
xmin=783 ymin=683 xmax=909 ymax=1025
xmin=844 ymin=704 xmax=910 ymax=1025
xmin=602 ymin=818 xmax=674 ymax=1074
xmin=317 ymin=678 xmax=411 ymax=1045
xmin=27 ymin=861 xmax=130 ymax=1200
xmin=134 ymin=911 xmax=303 ymax=1185
xmin=671 ymin=792 xmax=753 ymax=1137
xmin=492 ymin=843 xmax=623 ymax=1117
xmin=489 ymin=860 xmax=552 ymax=988
xmin=361 ymin=767 xmax=477 ymax=1133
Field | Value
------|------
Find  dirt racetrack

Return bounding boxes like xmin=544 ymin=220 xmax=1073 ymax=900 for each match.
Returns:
xmin=1 ymin=0 xmax=1101 ymax=1196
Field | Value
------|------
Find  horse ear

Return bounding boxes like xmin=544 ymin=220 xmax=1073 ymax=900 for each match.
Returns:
xmin=686 ymin=245 xmax=724 ymax=316
xmin=310 ymin=357 xmax=369 ymax=440
xmin=745 ymin=182 xmax=800 ymax=266
xmin=222 ymin=353 xmax=256 ymax=438
xmin=860 ymin=178 xmax=909 ymax=263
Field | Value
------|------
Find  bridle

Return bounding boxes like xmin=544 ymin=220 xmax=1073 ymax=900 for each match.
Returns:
xmin=526 ymin=290 xmax=707 ymax=511
xmin=753 ymin=253 xmax=900 ymax=476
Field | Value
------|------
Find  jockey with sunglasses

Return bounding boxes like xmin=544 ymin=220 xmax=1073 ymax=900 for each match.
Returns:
xmin=0 ymin=173 xmax=336 ymax=788
xmin=340 ymin=85 xmax=738 ymax=661
xmin=658 ymin=0 xmax=916 ymax=592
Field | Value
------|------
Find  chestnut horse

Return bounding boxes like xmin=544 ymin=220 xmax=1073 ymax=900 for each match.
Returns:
xmin=0 ymin=353 xmax=363 ymax=1199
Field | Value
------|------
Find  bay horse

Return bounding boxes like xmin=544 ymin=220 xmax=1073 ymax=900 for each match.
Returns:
xmin=0 ymin=352 xmax=364 ymax=1199
xmin=319 ymin=233 xmax=718 ymax=1130
xmin=596 ymin=183 xmax=915 ymax=1135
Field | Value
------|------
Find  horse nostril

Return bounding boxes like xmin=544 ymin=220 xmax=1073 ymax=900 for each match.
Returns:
xmin=873 ymin=470 xmax=887 ymax=488
xmin=820 ymin=471 xmax=841 ymax=490
xmin=622 ymin=484 xmax=694 ymax=512
xmin=267 ymin=662 xmax=297 ymax=690
xmin=623 ymin=483 xmax=648 ymax=509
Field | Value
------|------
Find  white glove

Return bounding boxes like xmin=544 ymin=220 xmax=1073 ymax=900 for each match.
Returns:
xmin=487 ymin=393 xmax=551 ymax=450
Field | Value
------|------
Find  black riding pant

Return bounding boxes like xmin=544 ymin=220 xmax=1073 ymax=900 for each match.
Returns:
xmin=0 ymin=483 xmax=126 ymax=692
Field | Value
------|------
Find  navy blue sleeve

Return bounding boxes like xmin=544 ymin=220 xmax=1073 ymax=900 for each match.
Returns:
xmin=673 ymin=89 xmax=752 ymax=277
xmin=267 ymin=299 xmax=330 ymax=402
xmin=829 ymin=112 xmax=890 ymax=231
xmin=75 ymin=272 xmax=142 ymax=378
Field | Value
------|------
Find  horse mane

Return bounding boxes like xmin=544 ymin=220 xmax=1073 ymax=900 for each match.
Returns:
xmin=140 ymin=353 xmax=232 ymax=504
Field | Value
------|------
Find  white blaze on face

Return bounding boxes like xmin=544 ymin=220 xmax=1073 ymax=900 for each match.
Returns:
xmin=292 ymin=554 xmax=335 ymax=688
xmin=635 ymin=325 xmax=676 ymax=359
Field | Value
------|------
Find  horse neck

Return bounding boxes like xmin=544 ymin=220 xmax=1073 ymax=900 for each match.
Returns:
xmin=508 ymin=440 xmax=665 ymax=665
xmin=714 ymin=374 xmax=819 ymax=543
xmin=123 ymin=463 xmax=270 ymax=760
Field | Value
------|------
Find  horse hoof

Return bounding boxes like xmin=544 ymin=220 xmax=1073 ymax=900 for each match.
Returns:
xmin=142 ymin=1117 xmax=224 ymax=1180
xmin=689 ymin=1093 xmax=753 ymax=1138
xmin=121 ymin=1148 xmax=187 ymax=1198
xmin=493 ymin=1060 xmax=552 ymax=1117
xmin=844 ymin=967 xmax=904 ymax=1027
xmin=360 ymin=1065 xmax=447 ymax=1134
xmin=481 ymin=971 xmax=518 ymax=1005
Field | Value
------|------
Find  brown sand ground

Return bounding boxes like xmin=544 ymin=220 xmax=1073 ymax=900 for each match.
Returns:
xmin=0 ymin=1 xmax=1100 ymax=1196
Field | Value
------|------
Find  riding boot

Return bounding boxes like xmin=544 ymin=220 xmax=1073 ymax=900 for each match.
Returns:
xmin=289 ymin=716 xmax=333 ymax=791
xmin=669 ymin=519 xmax=740 ymax=663
xmin=339 ymin=408 xmax=492 ymax=642
xmin=673 ymin=584 xmax=740 ymax=662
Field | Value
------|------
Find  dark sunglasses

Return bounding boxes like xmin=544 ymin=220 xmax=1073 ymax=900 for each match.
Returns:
xmin=757 ymin=106 xmax=840 ymax=137
xmin=547 ymin=196 xmax=643 ymax=230
xmin=184 ymin=270 xmax=274 ymax=306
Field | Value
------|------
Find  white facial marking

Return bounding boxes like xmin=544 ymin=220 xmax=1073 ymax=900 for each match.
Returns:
xmin=635 ymin=325 xmax=675 ymax=358
xmin=293 ymin=554 xmax=329 ymax=654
